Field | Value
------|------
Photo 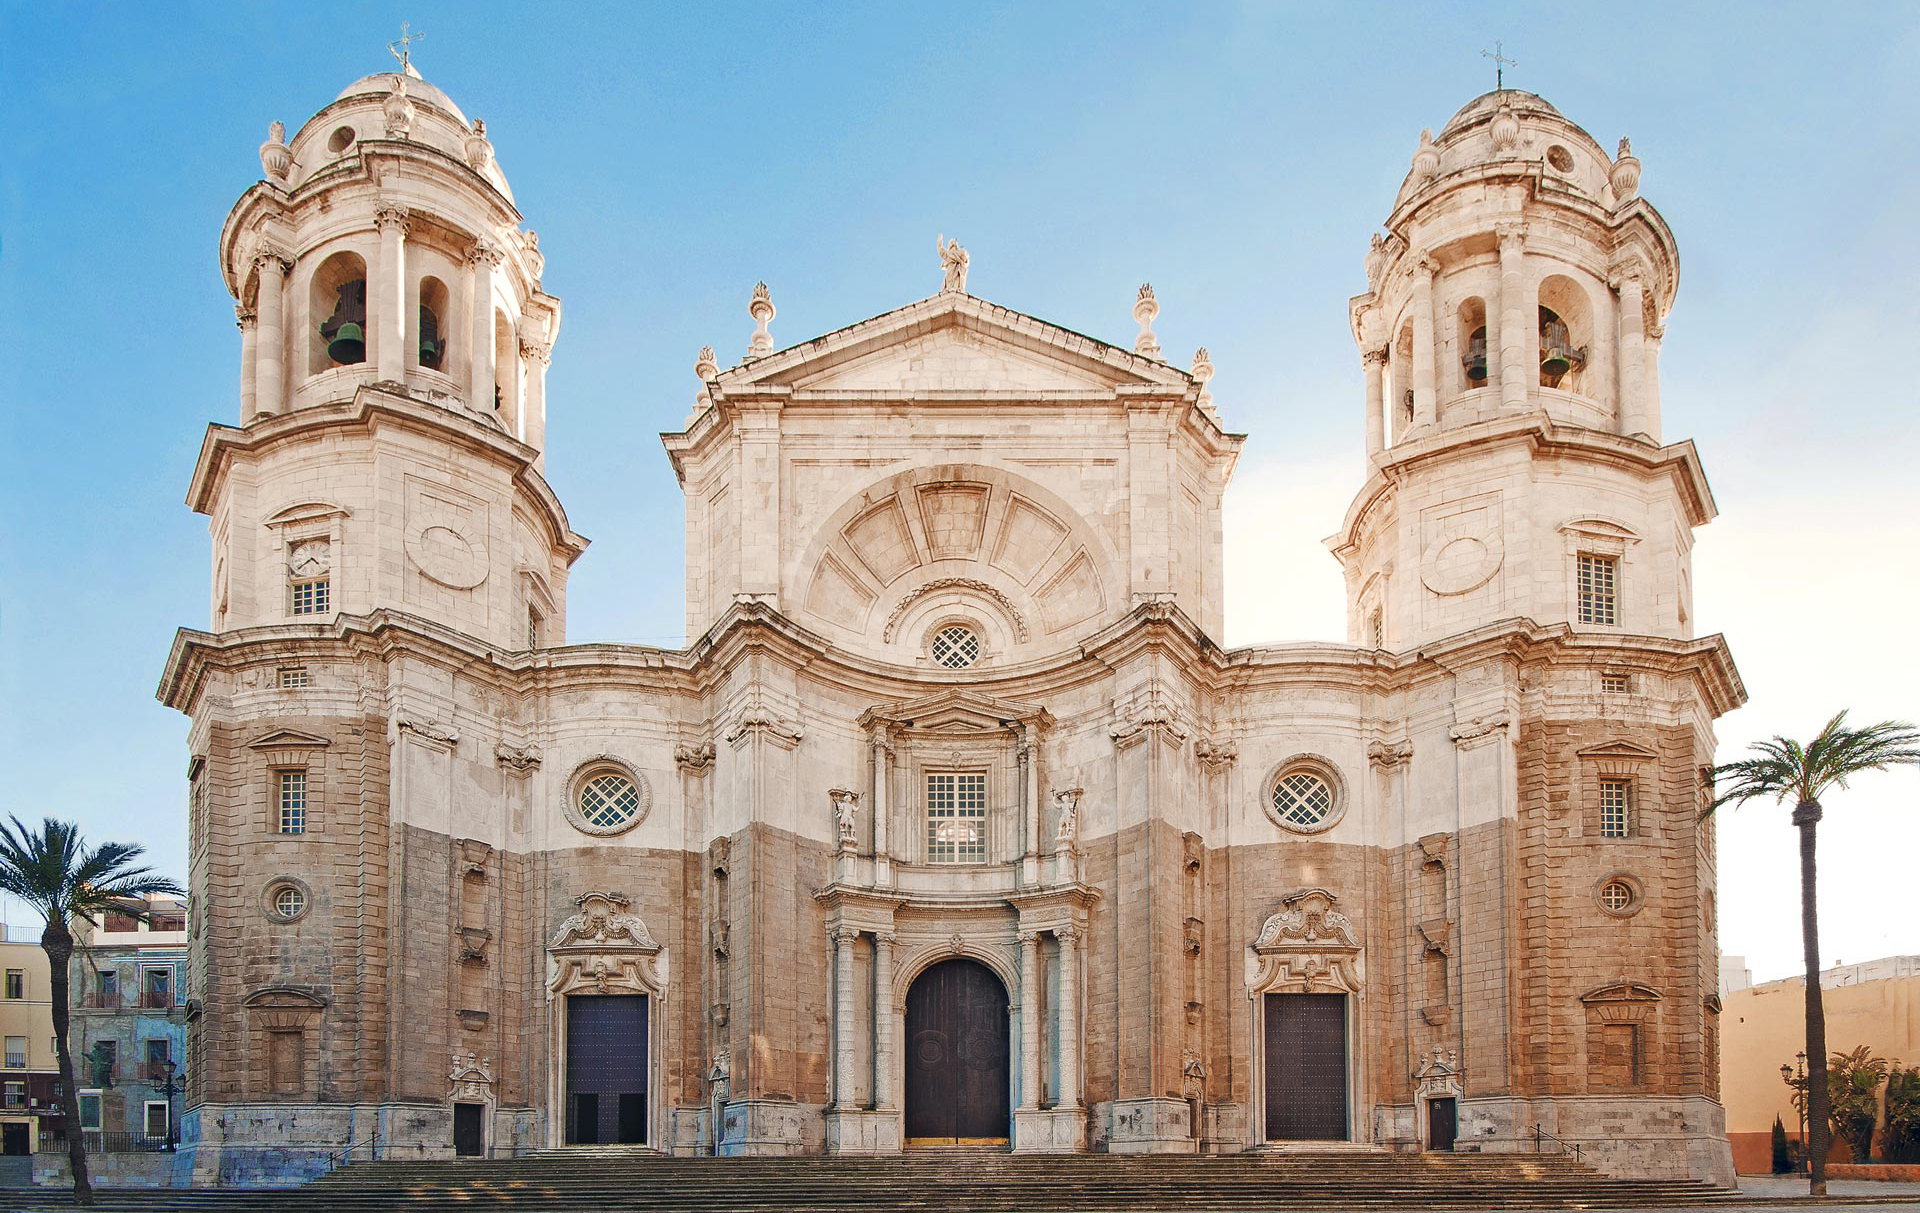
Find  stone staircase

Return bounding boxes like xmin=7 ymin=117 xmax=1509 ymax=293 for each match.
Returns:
xmin=0 ymin=1149 xmax=1744 ymax=1211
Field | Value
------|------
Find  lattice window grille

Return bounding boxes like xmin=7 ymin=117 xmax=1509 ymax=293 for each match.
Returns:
xmin=926 ymin=771 xmax=987 ymax=863
xmin=274 ymin=887 xmax=305 ymax=918
xmin=291 ymin=578 xmax=330 ymax=616
xmin=1601 ymin=674 xmax=1629 ymax=694
xmin=277 ymin=771 xmax=307 ymax=835
xmin=1272 ymin=771 xmax=1335 ymax=829
xmin=1577 ymin=554 xmax=1617 ymax=626
xmin=1600 ymin=880 xmax=1634 ymax=912
xmin=930 ymin=625 xmax=981 ymax=670
xmin=579 ymin=773 xmax=642 ymax=830
xmin=1599 ymin=779 xmax=1631 ymax=838
xmin=278 ymin=667 xmax=309 ymax=689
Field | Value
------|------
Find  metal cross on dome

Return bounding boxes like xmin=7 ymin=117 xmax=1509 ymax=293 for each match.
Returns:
xmin=1481 ymin=41 xmax=1517 ymax=90
xmin=389 ymin=22 xmax=425 ymax=71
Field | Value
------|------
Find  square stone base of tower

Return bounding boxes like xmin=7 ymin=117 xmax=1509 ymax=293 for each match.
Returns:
xmin=1101 ymin=1097 xmax=1198 ymax=1153
xmin=1434 ymin=1096 xmax=1733 ymax=1187
xmin=174 ymin=1101 xmax=535 ymax=1187
xmin=825 ymin=1108 xmax=902 ymax=1153
xmin=716 ymin=1098 xmax=817 ymax=1156
xmin=1012 ymin=1106 xmax=1086 ymax=1152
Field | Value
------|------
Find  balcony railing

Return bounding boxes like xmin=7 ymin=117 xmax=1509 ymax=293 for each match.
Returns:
xmin=3 ymin=1056 xmax=25 ymax=1071
xmin=140 ymin=991 xmax=175 ymax=1009
xmin=79 ymin=992 xmax=122 ymax=1010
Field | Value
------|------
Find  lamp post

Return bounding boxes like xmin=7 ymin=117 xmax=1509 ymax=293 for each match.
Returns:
xmin=156 ymin=1060 xmax=181 ymax=1152
xmin=1780 ymin=1052 xmax=1808 ymax=1173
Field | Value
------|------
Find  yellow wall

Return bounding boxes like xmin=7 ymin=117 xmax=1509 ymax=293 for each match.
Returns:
xmin=1722 ymin=966 xmax=1920 ymax=1171
xmin=0 ymin=940 xmax=56 ymax=1071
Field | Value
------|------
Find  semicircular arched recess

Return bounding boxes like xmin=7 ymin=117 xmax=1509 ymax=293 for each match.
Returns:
xmin=793 ymin=463 xmax=1120 ymax=661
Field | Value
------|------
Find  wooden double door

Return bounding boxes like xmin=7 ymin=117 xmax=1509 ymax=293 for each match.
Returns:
xmin=904 ymin=958 xmax=1011 ymax=1144
xmin=1263 ymin=992 xmax=1349 ymax=1141
xmin=565 ymin=994 xmax=649 ymax=1145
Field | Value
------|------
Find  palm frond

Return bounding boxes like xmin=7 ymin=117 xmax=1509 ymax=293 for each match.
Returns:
xmin=1704 ymin=713 xmax=1920 ymax=820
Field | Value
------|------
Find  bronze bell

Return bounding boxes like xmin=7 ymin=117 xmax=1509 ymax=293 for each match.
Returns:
xmin=419 ymin=305 xmax=443 ymax=369
xmin=327 ymin=322 xmax=365 ymax=365
xmin=1463 ymin=329 xmax=1488 ymax=383
xmin=1540 ymin=318 xmax=1575 ymax=378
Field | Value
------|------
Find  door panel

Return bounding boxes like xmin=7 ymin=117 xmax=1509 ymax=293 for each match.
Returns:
xmin=565 ymin=994 xmax=648 ymax=1146
xmin=453 ymin=1101 xmax=484 ymax=1156
xmin=1264 ymin=992 xmax=1349 ymax=1141
xmin=905 ymin=958 xmax=1009 ymax=1143
xmin=1428 ymin=1096 xmax=1457 ymax=1151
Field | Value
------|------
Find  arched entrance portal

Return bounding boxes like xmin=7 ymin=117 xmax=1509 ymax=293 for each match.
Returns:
xmin=904 ymin=958 xmax=1010 ymax=1145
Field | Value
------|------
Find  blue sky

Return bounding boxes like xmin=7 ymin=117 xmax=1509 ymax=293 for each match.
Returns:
xmin=2 ymin=2 xmax=1915 ymax=981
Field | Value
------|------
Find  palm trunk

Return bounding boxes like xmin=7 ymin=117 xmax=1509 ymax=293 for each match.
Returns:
xmin=43 ymin=916 xmax=92 ymax=1205
xmin=1794 ymin=800 xmax=1831 ymax=1196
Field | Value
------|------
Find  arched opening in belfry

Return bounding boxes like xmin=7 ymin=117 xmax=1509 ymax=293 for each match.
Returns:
xmin=309 ymin=251 xmax=367 ymax=374
xmin=1456 ymin=297 xmax=1488 ymax=391
xmin=1537 ymin=275 xmax=1593 ymax=393
xmin=903 ymin=957 xmax=1010 ymax=1146
xmin=417 ymin=276 xmax=450 ymax=371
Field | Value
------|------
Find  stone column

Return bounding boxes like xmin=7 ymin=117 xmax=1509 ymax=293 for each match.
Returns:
xmin=1410 ymin=257 xmax=1437 ymax=428
xmin=253 ymin=251 xmax=289 ymax=417
xmin=1362 ymin=349 xmax=1387 ymax=458
xmin=373 ymin=206 xmax=409 ymax=382
xmin=1642 ymin=324 xmax=1664 ymax=443
xmin=1615 ymin=271 xmax=1648 ymax=438
xmin=1495 ymin=222 xmax=1529 ymax=411
xmin=873 ymin=933 xmax=896 ymax=1108
xmin=869 ymin=732 xmax=893 ymax=887
xmin=1019 ymin=932 xmax=1042 ymax=1110
xmin=236 ymin=306 xmax=257 ymax=421
xmin=520 ymin=338 xmax=551 ymax=451
xmin=468 ymin=242 xmax=502 ymax=412
xmin=1020 ymin=726 xmax=1041 ymax=884
xmin=831 ymin=926 xmax=859 ymax=1110
xmin=1056 ymin=927 xmax=1080 ymax=1108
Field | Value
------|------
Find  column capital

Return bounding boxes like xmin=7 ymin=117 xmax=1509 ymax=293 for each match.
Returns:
xmin=1018 ymin=930 xmax=1043 ymax=947
xmin=519 ymin=338 xmax=553 ymax=365
xmin=251 ymin=246 xmax=292 ymax=276
xmin=1608 ymin=259 xmax=1648 ymax=292
xmin=873 ymin=932 xmax=897 ymax=949
xmin=1494 ymin=220 xmax=1528 ymax=249
xmin=1054 ymin=925 xmax=1080 ymax=946
xmin=234 ymin=305 xmax=257 ymax=329
xmin=1410 ymin=253 xmax=1438 ymax=280
xmin=467 ymin=240 xmax=506 ymax=270
xmin=374 ymin=204 xmax=411 ymax=235
xmin=829 ymin=924 xmax=861 ymax=946
xmin=1361 ymin=348 xmax=1389 ymax=368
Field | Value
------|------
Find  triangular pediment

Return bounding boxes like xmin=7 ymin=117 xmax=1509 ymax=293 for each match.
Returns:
xmin=1575 ymin=740 xmax=1658 ymax=761
xmin=859 ymin=688 xmax=1052 ymax=734
xmin=715 ymin=293 xmax=1192 ymax=397
xmin=247 ymin=728 xmax=332 ymax=750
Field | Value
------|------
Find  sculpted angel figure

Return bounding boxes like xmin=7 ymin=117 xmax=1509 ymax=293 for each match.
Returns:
xmin=829 ymin=788 xmax=860 ymax=844
xmin=937 ymin=234 xmax=969 ymax=294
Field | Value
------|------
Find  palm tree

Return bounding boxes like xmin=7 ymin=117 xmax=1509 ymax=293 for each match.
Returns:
xmin=0 ymin=818 xmax=182 ymax=1206
xmin=1708 ymin=713 xmax=1920 ymax=1195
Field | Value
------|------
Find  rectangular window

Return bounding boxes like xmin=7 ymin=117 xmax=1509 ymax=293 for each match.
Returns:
xmin=2 ymin=1082 xmax=22 ymax=1108
xmin=290 ymin=577 xmax=330 ymax=616
xmin=149 ymin=910 xmax=184 ymax=933
xmin=1601 ymin=673 xmax=1629 ymax=694
xmin=78 ymin=1091 xmax=102 ymax=1131
xmin=278 ymin=666 xmax=309 ymax=689
xmin=143 ymin=969 xmax=173 ymax=1009
xmin=96 ymin=970 xmax=119 ymax=1006
xmin=1599 ymin=779 xmax=1631 ymax=838
xmin=144 ymin=1100 xmax=170 ymax=1139
xmin=528 ymin=607 xmax=542 ymax=650
xmin=89 ymin=1040 xmax=116 ymax=1086
xmin=3 ymin=970 xmax=21 ymax=1000
xmin=4 ymin=1037 xmax=25 ymax=1069
xmin=278 ymin=770 xmax=308 ymax=834
xmin=1576 ymin=554 xmax=1618 ymax=626
xmin=104 ymin=908 xmax=139 ymax=932
xmin=926 ymin=771 xmax=988 ymax=864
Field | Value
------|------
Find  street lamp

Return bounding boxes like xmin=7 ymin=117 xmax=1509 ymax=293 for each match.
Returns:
xmin=156 ymin=1060 xmax=181 ymax=1152
xmin=1780 ymin=1052 xmax=1807 ymax=1173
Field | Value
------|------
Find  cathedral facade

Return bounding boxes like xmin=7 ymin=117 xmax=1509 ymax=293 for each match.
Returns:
xmin=158 ymin=67 xmax=1743 ymax=1185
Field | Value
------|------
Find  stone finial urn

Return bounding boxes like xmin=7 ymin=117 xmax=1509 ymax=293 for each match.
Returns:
xmin=1364 ymin=232 xmax=1387 ymax=287
xmin=259 ymin=120 xmax=291 ymax=181
xmin=1610 ymin=137 xmax=1642 ymax=204
xmin=466 ymin=119 xmax=495 ymax=174
xmin=1490 ymin=104 xmax=1520 ymax=154
xmin=1412 ymin=128 xmax=1440 ymax=182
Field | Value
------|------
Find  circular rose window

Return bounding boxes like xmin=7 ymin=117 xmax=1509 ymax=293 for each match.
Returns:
xmin=569 ymin=766 xmax=651 ymax=836
xmin=930 ymin=624 xmax=981 ymax=669
xmin=1598 ymin=877 xmax=1641 ymax=916
xmin=275 ymin=887 xmax=305 ymax=918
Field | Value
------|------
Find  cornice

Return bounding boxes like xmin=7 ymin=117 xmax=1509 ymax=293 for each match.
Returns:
xmin=184 ymin=382 xmax=587 ymax=561
xmin=1328 ymin=413 xmax=1717 ymax=558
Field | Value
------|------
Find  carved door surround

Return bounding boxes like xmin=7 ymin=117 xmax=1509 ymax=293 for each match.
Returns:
xmin=856 ymin=691 xmax=1053 ymax=882
xmin=544 ymin=891 xmax=668 ymax=1149
xmin=1245 ymin=888 xmax=1366 ymax=1145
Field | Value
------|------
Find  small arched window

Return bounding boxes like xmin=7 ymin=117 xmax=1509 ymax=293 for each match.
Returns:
xmin=1536 ymin=275 xmax=1594 ymax=392
xmin=493 ymin=311 xmax=518 ymax=427
xmin=1457 ymin=297 xmax=1488 ymax=389
xmin=418 ymin=277 xmax=450 ymax=371
xmin=308 ymin=251 xmax=368 ymax=374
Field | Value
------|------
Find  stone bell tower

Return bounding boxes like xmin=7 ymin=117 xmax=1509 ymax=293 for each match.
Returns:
xmin=1334 ymin=90 xmax=1711 ymax=653
xmin=205 ymin=61 xmax=583 ymax=652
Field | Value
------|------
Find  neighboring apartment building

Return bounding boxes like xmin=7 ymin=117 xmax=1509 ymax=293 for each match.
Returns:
xmin=1721 ymin=955 xmax=1920 ymax=1172
xmin=70 ymin=896 xmax=189 ymax=1145
xmin=0 ymin=932 xmax=62 ymax=1155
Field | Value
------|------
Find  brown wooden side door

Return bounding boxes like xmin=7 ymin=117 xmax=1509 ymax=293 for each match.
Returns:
xmin=904 ymin=958 xmax=1010 ymax=1143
